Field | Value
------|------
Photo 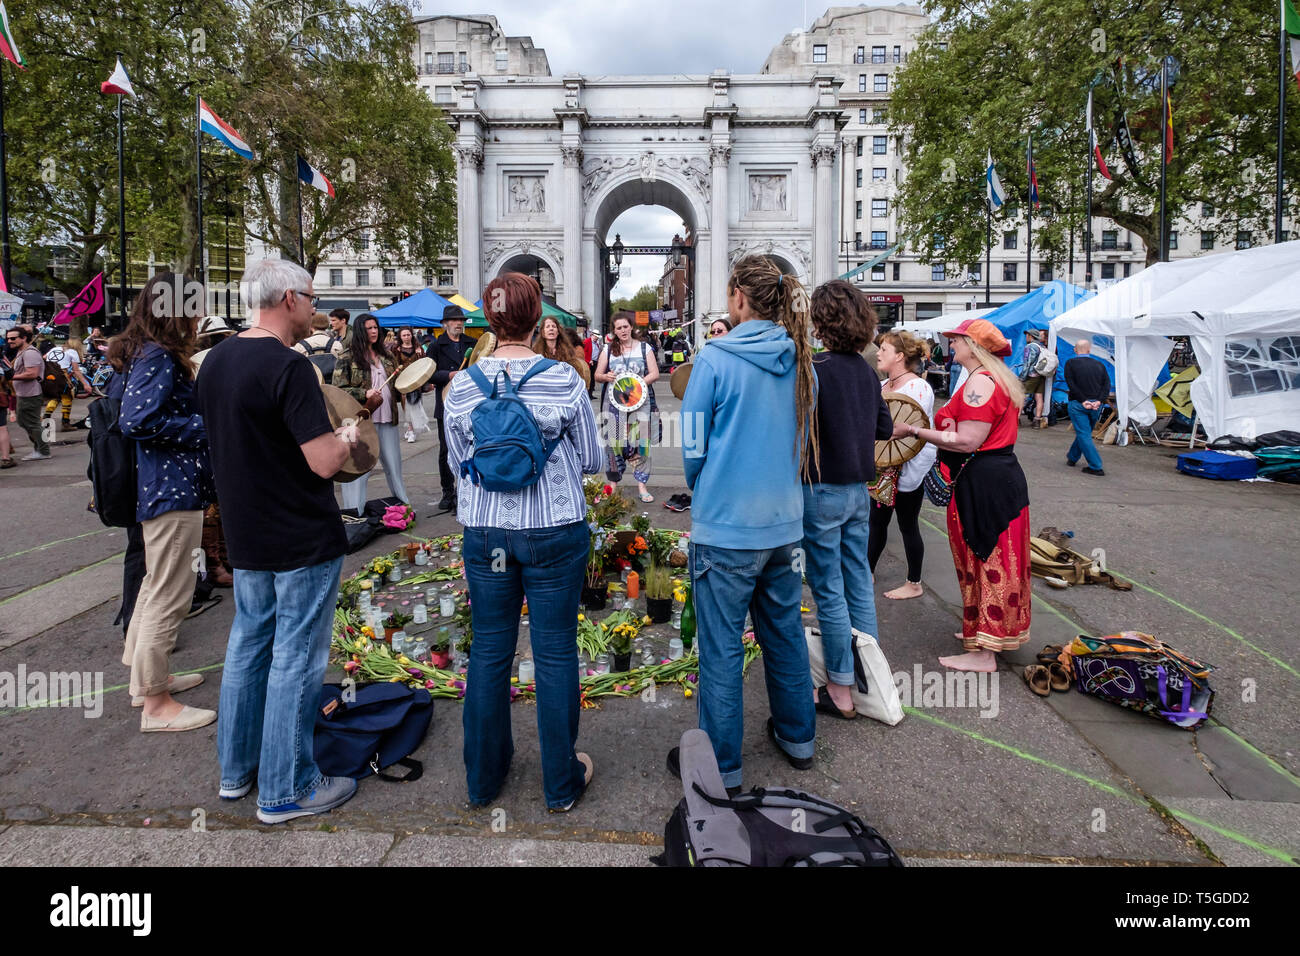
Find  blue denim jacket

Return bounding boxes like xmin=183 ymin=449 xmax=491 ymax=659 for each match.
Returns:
xmin=115 ymin=343 xmax=212 ymax=522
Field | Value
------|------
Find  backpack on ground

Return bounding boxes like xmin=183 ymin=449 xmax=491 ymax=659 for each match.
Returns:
xmin=459 ymin=358 xmax=561 ymax=492
xmin=314 ymin=682 xmax=433 ymax=781
xmin=85 ymin=374 xmax=138 ymax=527
xmin=652 ymin=729 xmax=905 ymax=867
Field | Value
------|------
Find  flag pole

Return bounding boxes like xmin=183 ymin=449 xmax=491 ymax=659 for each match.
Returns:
xmin=1025 ymin=134 xmax=1033 ymax=293
xmin=0 ymin=65 xmax=11 ymax=289
xmin=116 ymin=79 xmax=127 ymax=331
xmin=1159 ymin=58 xmax=1169 ymax=263
xmin=1068 ymin=178 xmax=1075 ymax=285
xmin=984 ymin=199 xmax=991 ymax=306
xmin=296 ymin=155 xmax=305 ymax=265
xmin=1086 ymin=108 xmax=1094 ymax=289
xmin=1277 ymin=0 xmax=1287 ymax=244
xmin=196 ymin=93 xmax=205 ymax=291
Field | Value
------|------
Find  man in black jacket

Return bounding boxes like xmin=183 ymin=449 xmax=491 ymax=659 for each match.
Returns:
xmin=425 ymin=304 xmax=474 ymax=511
xmin=1063 ymin=339 xmax=1111 ymax=476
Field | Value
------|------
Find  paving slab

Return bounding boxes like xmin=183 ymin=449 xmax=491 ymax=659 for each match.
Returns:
xmin=1154 ymin=797 xmax=1300 ymax=868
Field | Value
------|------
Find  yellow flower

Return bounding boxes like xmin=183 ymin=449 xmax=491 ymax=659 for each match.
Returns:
xmin=389 ymin=676 xmax=403 ymax=682
xmin=577 ymin=613 xmax=585 ymax=621
xmin=684 ymin=688 xmax=693 ymax=698
xmin=642 ymin=615 xmax=652 ymax=625
xmin=800 ymin=606 xmax=810 ymax=612
xmin=398 ymin=656 xmax=411 ymax=665
xmin=511 ymin=677 xmax=518 ymax=684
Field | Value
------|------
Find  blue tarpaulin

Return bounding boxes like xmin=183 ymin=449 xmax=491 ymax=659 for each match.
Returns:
xmin=371 ymin=288 xmax=459 ymax=328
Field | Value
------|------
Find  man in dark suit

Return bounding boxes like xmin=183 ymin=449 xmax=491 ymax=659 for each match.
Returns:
xmin=425 ymin=304 xmax=475 ymax=512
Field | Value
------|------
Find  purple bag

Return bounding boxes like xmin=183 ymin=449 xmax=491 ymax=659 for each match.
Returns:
xmin=1068 ymin=632 xmax=1214 ymax=730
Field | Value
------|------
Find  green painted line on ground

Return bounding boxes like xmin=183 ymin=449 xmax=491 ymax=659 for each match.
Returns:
xmin=1208 ymin=719 xmax=1300 ymax=791
xmin=0 ymin=663 xmax=225 ymax=715
xmin=0 ymin=552 xmax=124 ymax=609
xmin=904 ymin=707 xmax=1296 ymax=865
xmin=0 ymin=527 xmax=115 ymax=563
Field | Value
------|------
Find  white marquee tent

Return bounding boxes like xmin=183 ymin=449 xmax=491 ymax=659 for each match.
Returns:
xmin=895 ymin=307 xmax=998 ymax=338
xmin=1050 ymin=241 xmax=1300 ymax=441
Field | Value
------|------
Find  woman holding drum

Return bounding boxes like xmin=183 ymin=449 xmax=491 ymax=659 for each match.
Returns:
xmin=332 ymin=313 xmax=409 ymax=512
xmin=593 ymin=312 xmax=659 ymax=504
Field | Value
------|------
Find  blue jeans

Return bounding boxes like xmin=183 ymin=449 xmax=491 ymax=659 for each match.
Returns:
xmin=1067 ymin=400 xmax=1103 ymax=470
xmin=461 ymin=521 xmax=588 ymax=809
xmin=218 ymin=556 xmax=344 ymax=808
xmin=692 ymin=541 xmax=815 ymax=790
xmin=802 ymin=483 xmax=877 ymax=685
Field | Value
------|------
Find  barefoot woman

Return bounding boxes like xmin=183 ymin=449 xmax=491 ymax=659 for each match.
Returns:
xmin=893 ymin=319 xmax=1030 ymax=672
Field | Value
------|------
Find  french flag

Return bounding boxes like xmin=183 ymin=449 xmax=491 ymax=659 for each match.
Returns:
xmin=199 ymin=98 xmax=254 ymax=160
xmin=100 ymin=58 xmax=136 ymax=98
xmin=297 ymin=154 xmax=335 ymax=198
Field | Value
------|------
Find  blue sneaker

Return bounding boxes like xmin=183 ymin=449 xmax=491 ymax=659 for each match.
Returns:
xmin=256 ymin=776 xmax=358 ymax=824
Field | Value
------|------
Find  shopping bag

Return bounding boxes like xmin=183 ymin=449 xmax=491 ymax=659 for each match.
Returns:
xmin=805 ymin=627 xmax=904 ymax=726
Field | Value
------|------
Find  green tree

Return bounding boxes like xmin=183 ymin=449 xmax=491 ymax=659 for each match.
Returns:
xmin=611 ymin=284 xmax=659 ymax=313
xmin=890 ymin=0 xmax=1300 ymax=269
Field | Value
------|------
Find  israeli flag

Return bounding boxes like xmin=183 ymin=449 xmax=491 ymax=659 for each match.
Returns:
xmin=985 ymin=149 xmax=1005 ymax=209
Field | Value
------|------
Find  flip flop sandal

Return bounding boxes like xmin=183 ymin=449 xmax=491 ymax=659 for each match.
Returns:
xmin=814 ymin=685 xmax=857 ymax=720
xmin=1023 ymin=664 xmax=1052 ymax=697
xmin=1036 ymin=644 xmax=1064 ymax=664
xmin=639 ymin=491 xmax=654 ymax=503
xmin=1047 ymin=661 xmax=1072 ymax=692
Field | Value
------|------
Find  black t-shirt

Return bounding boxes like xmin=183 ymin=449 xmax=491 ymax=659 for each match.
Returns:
xmin=196 ymin=335 xmax=346 ymax=571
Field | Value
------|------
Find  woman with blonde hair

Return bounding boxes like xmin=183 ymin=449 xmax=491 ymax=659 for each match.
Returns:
xmin=892 ymin=318 xmax=1030 ymax=672
xmin=869 ymin=329 xmax=936 ymax=601
xmin=675 ymin=256 xmax=818 ymax=791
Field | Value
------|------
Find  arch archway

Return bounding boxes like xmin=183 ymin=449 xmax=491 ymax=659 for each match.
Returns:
xmin=496 ymin=253 xmax=557 ymax=300
xmin=484 ymin=244 xmax=564 ymax=302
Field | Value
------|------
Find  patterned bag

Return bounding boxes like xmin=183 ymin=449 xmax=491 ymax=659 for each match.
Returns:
xmin=1068 ymin=632 xmax=1214 ymax=730
xmin=921 ymin=453 xmax=973 ymax=507
xmin=867 ymin=466 xmax=899 ymax=506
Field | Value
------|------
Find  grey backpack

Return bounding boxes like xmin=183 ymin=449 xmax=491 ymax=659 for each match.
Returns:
xmin=652 ymin=729 xmax=904 ymax=867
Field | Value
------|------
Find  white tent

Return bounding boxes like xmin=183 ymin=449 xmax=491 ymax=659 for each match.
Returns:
xmin=896 ymin=307 xmax=998 ymax=338
xmin=1051 ymin=241 xmax=1300 ymax=441
xmin=0 ymin=291 xmax=22 ymax=323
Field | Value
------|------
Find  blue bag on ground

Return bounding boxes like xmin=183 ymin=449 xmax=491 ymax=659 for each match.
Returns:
xmin=314 ymin=683 xmax=433 ymax=781
xmin=1175 ymin=450 xmax=1257 ymax=481
xmin=459 ymin=359 xmax=560 ymax=492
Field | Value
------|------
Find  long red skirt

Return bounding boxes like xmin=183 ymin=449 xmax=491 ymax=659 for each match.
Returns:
xmin=946 ymin=503 xmax=1032 ymax=652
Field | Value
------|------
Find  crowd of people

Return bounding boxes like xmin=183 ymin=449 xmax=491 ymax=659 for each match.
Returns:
xmin=1 ymin=245 xmax=1130 ymax=821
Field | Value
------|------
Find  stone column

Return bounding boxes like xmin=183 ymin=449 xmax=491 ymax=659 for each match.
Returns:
xmin=561 ymin=145 xmax=583 ymax=316
xmin=812 ymin=143 xmax=837 ymax=287
xmin=709 ymin=143 xmax=731 ymax=325
xmin=454 ymin=141 xmax=484 ymax=298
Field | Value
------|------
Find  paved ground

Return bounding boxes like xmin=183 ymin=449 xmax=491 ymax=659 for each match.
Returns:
xmin=0 ymin=389 xmax=1296 ymax=867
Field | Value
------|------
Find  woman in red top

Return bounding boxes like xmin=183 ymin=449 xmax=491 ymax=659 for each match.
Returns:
xmin=893 ymin=319 xmax=1030 ymax=672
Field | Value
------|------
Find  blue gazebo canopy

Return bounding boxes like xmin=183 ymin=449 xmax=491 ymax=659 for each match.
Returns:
xmin=371 ymin=288 xmax=459 ymax=328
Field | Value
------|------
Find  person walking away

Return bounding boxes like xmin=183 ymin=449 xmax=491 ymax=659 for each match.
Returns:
xmin=110 ymin=274 xmax=216 ymax=731
xmin=802 ymin=281 xmax=893 ymax=719
xmin=891 ymin=319 xmax=1030 ymax=672
xmin=8 ymin=326 xmax=51 ymax=460
xmin=594 ymin=312 xmax=660 ymax=503
xmin=1020 ymin=329 xmax=1051 ymax=427
xmin=1064 ymin=338 xmax=1109 ymax=476
xmin=676 ymin=255 xmax=818 ymax=791
xmin=198 ymin=257 xmax=358 ymax=822
xmin=425 ymin=305 xmax=474 ymax=512
xmin=44 ymin=338 xmax=92 ymax=430
xmin=868 ymin=331 xmax=936 ymax=601
xmin=331 ymin=313 xmax=409 ymax=513
xmin=443 ymin=272 xmax=603 ymax=812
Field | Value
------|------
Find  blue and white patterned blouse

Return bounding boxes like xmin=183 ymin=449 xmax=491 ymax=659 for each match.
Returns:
xmin=116 ymin=343 xmax=213 ymax=522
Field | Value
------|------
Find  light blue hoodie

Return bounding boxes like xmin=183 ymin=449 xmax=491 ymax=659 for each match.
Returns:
xmin=682 ymin=319 xmax=802 ymax=549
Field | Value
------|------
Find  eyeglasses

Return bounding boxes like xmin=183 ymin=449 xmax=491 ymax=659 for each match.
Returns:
xmin=287 ymin=289 xmax=319 ymax=307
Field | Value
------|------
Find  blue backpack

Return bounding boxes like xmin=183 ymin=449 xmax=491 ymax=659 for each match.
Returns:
xmin=460 ymin=358 xmax=562 ymax=492
xmin=314 ymin=683 xmax=432 ymax=781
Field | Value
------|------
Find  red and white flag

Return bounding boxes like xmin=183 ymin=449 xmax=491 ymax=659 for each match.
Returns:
xmin=100 ymin=57 xmax=136 ymax=98
xmin=1086 ymin=89 xmax=1112 ymax=181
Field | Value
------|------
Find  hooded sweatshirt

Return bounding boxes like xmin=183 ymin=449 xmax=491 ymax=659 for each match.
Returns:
xmin=682 ymin=319 xmax=802 ymax=549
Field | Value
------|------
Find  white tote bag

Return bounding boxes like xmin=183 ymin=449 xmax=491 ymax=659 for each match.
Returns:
xmin=805 ymin=627 xmax=905 ymax=726
xmin=406 ymin=394 xmax=432 ymax=434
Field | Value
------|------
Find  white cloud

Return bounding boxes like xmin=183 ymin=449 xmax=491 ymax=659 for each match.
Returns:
xmin=608 ymin=207 xmax=688 ymax=299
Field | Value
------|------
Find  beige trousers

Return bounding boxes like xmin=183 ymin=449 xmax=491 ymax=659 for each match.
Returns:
xmin=122 ymin=509 xmax=204 ymax=698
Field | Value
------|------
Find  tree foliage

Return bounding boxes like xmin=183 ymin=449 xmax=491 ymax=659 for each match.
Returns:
xmin=611 ymin=284 xmax=659 ymax=313
xmin=890 ymin=0 xmax=1300 ymax=268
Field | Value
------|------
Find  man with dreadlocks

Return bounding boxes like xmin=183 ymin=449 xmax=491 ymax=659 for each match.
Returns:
xmin=668 ymin=256 xmax=818 ymax=794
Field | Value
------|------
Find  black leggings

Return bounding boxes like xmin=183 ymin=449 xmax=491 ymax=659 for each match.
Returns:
xmin=868 ymin=486 xmax=925 ymax=582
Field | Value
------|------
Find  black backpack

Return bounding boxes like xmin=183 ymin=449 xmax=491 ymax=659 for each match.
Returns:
xmin=302 ymin=339 xmax=337 ymax=382
xmin=653 ymin=730 xmax=905 ymax=867
xmin=85 ymin=385 xmax=138 ymax=528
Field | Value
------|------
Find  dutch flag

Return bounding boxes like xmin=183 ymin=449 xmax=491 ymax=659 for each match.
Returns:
xmin=297 ymin=154 xmax=336 ymax=198
xmin=985 ymin=149 xmax=1005 ymax=210
xmin=100 ymin=57 xmax=136 ymax=98
xmin=198 ymin=98 xmax=254 ymax=160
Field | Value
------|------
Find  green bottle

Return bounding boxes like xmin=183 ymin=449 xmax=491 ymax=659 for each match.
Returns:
xmin=679 ymin=582 xmax=696 ymax=652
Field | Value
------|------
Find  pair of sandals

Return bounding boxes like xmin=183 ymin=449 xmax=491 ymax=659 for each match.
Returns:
xmin=1023 ymin=644 xmax=1072 ymax=697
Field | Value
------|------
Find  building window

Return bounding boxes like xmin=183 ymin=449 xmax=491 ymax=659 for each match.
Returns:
xmin=1003 ymin=230 xmax=1018 ymax=250
xmin=423 ymin=269 xmax=434 ymax=287
xmin=356 ymin=268 xmax=369 ymax=286
xmin=854 ymin=231 xmax=862 ymax=248
xmin=434 ymin=86 xmax=453 ymax=104
xmin=873 ymin=135 xmax=887 ymax=155
xmin=871 ymin=230 xmax=888 ymax=248
xmin=495 ymin=50 xmax=508 ymax=71
xmin=933 ymin=234 xmax=945 ymax=251
xmin=892 ymin=262 xmax=901 ymax=281
xmin=1101 ymin=263 xmax=1115 ymax=279
xmin=1201 ymin=230 xmax=1215 ymax=250
xmin=1123 ymin=262 xmax=1132 ymax=277
xmin=437 ymin=52 xmax=454 ymax=74
xmin=423 ymin=52 xmax=433 ymax=74
xmin=859 ymin=108 xmax=867 ymax=124
xmin=1168 ymin=230 xmax=1179 ymax=250
xmin=856 ymin=137 xmax=864 ymax=157
xmin=872 ymin=264 xmax=886 ymax=281
xmin=1039 ymin=262 xmax=1052 ymax=281
xmin=937 ymin=42 xmax=948 ymax=52
xmin=859 ymin=74 xmax=867 ymax=92
xmin=459 ymin=52 xmax=468 ymax=73
xmin=968 ymin=263 xmax=981 ymax=281
xmin=855 ymin=46 xmax=865 ymax=64
xmin=439 ymin=267 xmax=454 ymax=287
xmin=872 ymin=46 xmax=886 ymax=63
xmin=1003 ymin=262 xmax=1017 ymax=282
xmin=359 ymin=231 xmax=370 ymax=251
xmin=1202 ymin=202 xmax=1214 ymax=218
xmin=874 ymin=74 xmax=888 ymax=92
xmin=1236 ymin=230 xmax=1252 ymax=249
xmin=932 ymin=263 xmax=946 ymax=281
xmin=382 ymin=268 xmax=396 ymax=287
xmin=329 ymin=268 xmax=343 ymax=287
xmin=855 ymin=169 xmax=863 ymax=188
xmin=893 ymin=45 xmax=902 ymax=62
xmin=872 ymin=166 xmax=887 ymax=180
xmin=873 ymin=108 xmax=887 ymax=123
xmin=855 ymin=200 xmax=863 ymax=219
xmin=1101 ymin=229 xmax=1118 ymax=250
xmin=872 ymin=199 xmax=888 ymax=217
xmin=812 ymin=44 xmax=827 ymax=63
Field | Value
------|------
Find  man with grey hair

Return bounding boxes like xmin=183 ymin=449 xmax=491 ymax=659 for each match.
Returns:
xmin=1063 ymin=338 xmax=1111 ymax=476
xmin=197 ymin=257 xmax=360 ymax=823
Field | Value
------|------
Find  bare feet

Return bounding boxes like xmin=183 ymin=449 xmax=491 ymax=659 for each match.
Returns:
xmin=825 ymin=682 xmax=854 ymax=712
xmin=939 ymin=649 xmax=997 ymax=672
xmin=885 ymin=581 xmax=923 ymax=600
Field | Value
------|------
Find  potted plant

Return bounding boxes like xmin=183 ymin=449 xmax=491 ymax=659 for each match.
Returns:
xmin=383 ymin=610 xmax=413 ymax=642
xmin=403 ymin=541 xmax=420 ymax=564
xmin=430 ymin=630 xmax=451 ymax=669
xmin=602 ymin=609 xmax=641 ymax=672
xmin=452 ymin=600 xmax=474 ymax=659
xmin=643 ymin=529 xmax=676 ymax=622
xmin=577 ymin=613 xmax=609 ymax=663
xmin=582 ymin=532 xmax=608 ymax=609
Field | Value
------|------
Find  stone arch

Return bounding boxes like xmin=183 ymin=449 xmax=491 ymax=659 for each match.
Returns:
xmin=484 ymin=242 xmax=564 ymax=295
xmin=729 ymin=241 xmax=812 ymax=286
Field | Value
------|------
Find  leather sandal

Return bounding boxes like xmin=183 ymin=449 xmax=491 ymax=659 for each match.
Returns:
xmin=814 ymin=685 xmax=856 ymax=720
xmin=1047 ymin=661 xmax=1072 ymax=692
xmin=1036 ymin=644 xmax=1064 ymax=664
xmin=1023 ymin=665 xmax=1052 ymax=697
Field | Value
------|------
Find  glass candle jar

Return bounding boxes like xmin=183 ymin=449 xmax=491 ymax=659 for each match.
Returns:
xmin=439 ymin=591 xmax=456 ymax=618
xmin=391 ymin=631 xmax=407 ymax=654
xmin=518 ymin=658 xmax=535 ymax=684
xmin=412 ymin=603 xmax=428 ymax=625
xmin=668 ymin=638 xmax=684 ymax=661
xmin=594 ymin=653 xmax=611 ymax=676
xmin=387 ymin=567 xmax=402 ymax=583
xmin=414 ymin=548 xmax=428 ymax=566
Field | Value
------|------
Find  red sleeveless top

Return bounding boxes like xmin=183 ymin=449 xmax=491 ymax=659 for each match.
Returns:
xmin=935 ymin=369 xmax=1019 ymax=450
